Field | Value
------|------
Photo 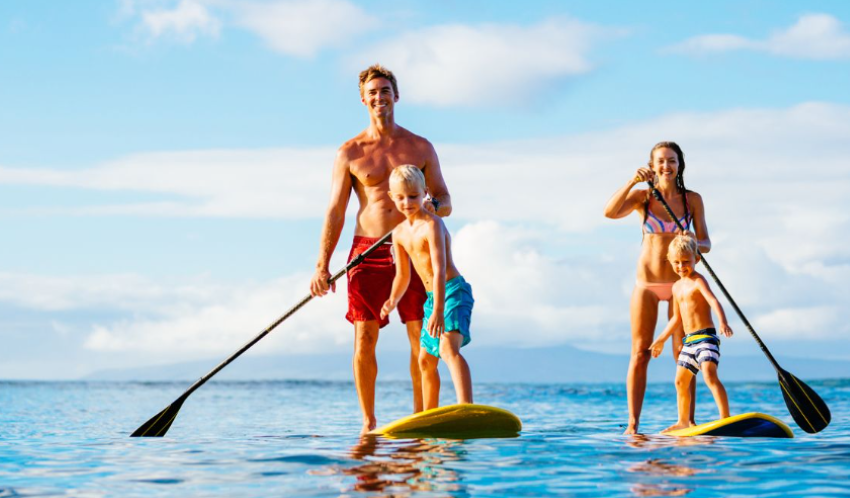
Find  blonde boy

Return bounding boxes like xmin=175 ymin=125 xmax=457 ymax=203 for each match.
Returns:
xmin=651 ymin=234 xmax=733 ymax=432
xmin=380 ymin=165 xmax=474 ymax=410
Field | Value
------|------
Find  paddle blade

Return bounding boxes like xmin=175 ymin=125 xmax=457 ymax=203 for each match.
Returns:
xmin=778 ymin=369 xmax=831 ymax=434
xmin=130 ymin=398 xmax=186 ymax=437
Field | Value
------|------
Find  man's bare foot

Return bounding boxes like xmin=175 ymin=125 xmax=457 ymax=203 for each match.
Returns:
xmin=661 ymin=422 xmax=693 ymax=434
xmin=623 ymin=424 xmax=639 ymax=435
xmin=360 ymin=418 xmax=377 ymax=435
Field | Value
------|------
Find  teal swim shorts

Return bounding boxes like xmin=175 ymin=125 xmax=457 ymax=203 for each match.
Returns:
xmin=421 ymin=275 xmax=474 ymax=358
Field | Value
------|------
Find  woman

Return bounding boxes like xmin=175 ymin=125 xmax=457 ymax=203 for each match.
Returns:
xmin=604 ymin=142 xmax=711 ymax=435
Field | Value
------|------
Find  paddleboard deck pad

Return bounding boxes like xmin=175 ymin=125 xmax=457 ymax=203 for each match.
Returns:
xmin=663 ymin=412 xmax=793 ymax=438
xmin=370 ymin=404 xmax=521 ymax=439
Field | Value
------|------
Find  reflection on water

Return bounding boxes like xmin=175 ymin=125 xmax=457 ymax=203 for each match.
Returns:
xmin=314 ymin=436 xmax=470 ymax=497
xmin=628 ymin=458 xmax=697 ymax=497
xmin=624 ymin=435 xmax=712 ymax=497
xmin=623 ymin=434 xmax=716 ymax=450
xmin=630 ymin=483 xmax=692 ymax=497
xmin=628 ymin=458 xmax=698 ymax=477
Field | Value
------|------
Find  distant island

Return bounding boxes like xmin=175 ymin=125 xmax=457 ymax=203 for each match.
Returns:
xmin=83 ymin=344 xmax=850 ymax=384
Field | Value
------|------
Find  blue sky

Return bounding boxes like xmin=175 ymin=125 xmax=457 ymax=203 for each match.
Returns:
xmin=2 ymin=0 xmax=850 ymax=379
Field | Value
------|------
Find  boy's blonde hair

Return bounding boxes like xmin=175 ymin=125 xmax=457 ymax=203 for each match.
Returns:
xmin=668 ymin=233 xmax=699 ymax=260
xmin=389 ymin=164 xmax=426 ymax=192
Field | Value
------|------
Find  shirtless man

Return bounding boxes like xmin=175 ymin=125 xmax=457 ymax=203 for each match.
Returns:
xmin=309 ymin=64 xmax=452 ymax=434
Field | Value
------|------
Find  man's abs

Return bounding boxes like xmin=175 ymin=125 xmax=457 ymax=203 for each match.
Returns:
xmin=354 ymin=195 xmax=405 ymax=237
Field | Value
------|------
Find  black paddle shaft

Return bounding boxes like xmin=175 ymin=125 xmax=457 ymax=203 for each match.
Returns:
xmin=131 ymin=231 xmax=392 ymax=437
xmin=164 ymin=231 xmax=390 ymax=400
xmin=645 ymin=182 xmax=784 ymax=371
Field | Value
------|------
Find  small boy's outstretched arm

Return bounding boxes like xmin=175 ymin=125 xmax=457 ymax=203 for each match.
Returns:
xmin=650 ymin=298 xmax=681 ymax=358
xmin=380 ymin=233 xmax=411 ymax=320
xmin=697 ymin=276 xmax=733 ymax=337
xmin=426 ymin=220 xmax=448 ymax=338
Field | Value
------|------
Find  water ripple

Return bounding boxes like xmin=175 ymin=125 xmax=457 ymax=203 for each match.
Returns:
xmin=1 ymin=380 xmax=848 ymax=497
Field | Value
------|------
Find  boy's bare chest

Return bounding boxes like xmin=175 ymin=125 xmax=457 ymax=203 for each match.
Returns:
xmin=398 ymin=228 xmax=431 ymax=258
xmin=677 ymin=285 xmax=706 ymax=310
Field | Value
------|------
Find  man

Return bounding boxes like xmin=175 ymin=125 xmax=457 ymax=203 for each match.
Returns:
xmin=310 ymin=64 xmax=452 ymax=434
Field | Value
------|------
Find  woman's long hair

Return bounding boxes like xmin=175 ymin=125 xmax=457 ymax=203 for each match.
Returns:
xmin=649 ymin=141 xmax=687 ymax=194
xmin=643 ymin=141 xmax=690 ymax=231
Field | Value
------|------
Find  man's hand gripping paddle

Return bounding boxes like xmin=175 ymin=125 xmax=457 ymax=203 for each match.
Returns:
xmin=130 ymin=232 xmax=393 ymax=437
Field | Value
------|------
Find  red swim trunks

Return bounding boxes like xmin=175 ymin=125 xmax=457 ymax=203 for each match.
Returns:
xmin=345 ymin=235 xmax=427 ymax=328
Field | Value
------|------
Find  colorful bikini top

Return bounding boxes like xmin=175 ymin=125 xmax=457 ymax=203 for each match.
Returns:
xmin=642 ymin=191 xmax=692 ymax=234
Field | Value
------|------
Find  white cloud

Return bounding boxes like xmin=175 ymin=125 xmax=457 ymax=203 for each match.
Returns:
xmin=140 ymin=0 xmax=221 ymax=42
xmin=0 ymin=268 xmax=352 ymax=360
xmin=765 ymin=13 xmax=850 ymax=59
xmin=0 ymin=272 xmax=225 ymax=313
xmin=668 ymin=13 xmax=850 ymax=60
xmin=670 ymin=34 xmax=752 ymax=53
xmin=4 ymin=101 xmax=850 ymax=362
xmin=233 ymin=0 xmax=377 ymax=57
xmin=453 ymin=221 xmax=617 ymax=347
xmin=4 ymin=102 xmax=850 ymax=283
xmin=0 ymin=221 xmax=622 ymax=359
xmin=753 ymin=306 xmax=841 ymax=339
xmin=15 ymin=214 xmax=842 ymax=362
xmin=354 ymin=18 xmax=622 ymax=107
xmin=437 ymin=102 xmax=850 ymax=241
xmin=82 ymin=272 xmax=354 ymax=357
xmin=121 ymin=0 xmax=376 ymax=54
xmin=4 ymin=103 xmax=850 ymax=271
xmin=0 ymin=147 xmax=334 ymax=218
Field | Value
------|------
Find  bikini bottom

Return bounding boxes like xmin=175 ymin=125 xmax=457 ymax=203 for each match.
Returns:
xmin=636 ymin=280 xmax=674 ymax=302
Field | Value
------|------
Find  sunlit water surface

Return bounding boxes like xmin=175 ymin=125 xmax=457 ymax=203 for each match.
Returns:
xmin=1 ymin=379 xmax=848 ymax=497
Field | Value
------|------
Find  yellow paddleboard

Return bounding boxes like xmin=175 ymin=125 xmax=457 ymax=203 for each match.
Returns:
xmin=369 ymin=403 xmax=522 ymax=439
xmin=664 ymin=412 xmax=793 ymax=438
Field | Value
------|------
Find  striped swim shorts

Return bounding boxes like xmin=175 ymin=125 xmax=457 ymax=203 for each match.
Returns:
xmin=677 ymin=327 xmax=721 ymax=375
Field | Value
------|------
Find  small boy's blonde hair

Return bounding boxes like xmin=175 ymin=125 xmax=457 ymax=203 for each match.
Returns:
xmin=389 ymin=164 xmax=426 ymax=192
xmin=668 ymin=233 xmax=699 ymax=260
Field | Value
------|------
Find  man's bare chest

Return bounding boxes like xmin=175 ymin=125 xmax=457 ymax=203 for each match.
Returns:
xmin=350 ymin=149 xmax=424 ymax=187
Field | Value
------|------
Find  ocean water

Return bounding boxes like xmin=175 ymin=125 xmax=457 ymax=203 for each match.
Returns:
xmin=1 ymin=378 xmax=848 ymax=497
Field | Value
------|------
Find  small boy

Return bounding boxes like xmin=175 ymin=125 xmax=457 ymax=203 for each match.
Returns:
xmin=651 ymin=234 xmax=733 ymax=432
xmin=380 ymin=165 xmax=474 ymax=411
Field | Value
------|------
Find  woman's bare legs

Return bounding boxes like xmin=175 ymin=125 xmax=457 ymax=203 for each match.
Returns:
xmin=626 ymin=286 xmax=659 ymax=435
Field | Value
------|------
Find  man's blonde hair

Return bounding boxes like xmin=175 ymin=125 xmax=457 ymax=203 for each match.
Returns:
xmin=389 ymin=164 xmax=425 ymax=191
xmin=668 ymin=233 xmax=699 ymax=260
xmin=359 ymin=64 xmax=399 ymax=97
